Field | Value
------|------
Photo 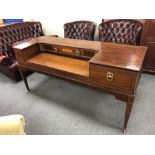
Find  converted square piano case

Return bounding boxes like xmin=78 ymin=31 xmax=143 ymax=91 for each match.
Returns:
xmin=13 ymin=36 xmax=147 ymax=132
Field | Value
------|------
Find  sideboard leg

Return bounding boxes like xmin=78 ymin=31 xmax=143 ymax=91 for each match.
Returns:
xmin=19 ymin=67 xmax=30 ymax=91
xmin=123 ymin=96 xmax=134 ymax=132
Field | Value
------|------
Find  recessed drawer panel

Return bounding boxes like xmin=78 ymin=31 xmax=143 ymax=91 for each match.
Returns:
xmin=39 ymin=43 xmax=59 ymax=53
xmin=84 ymin=49 xmax=96 ymax=57
xmin=89 ymin=64 xmax=137 ymax=93
xmin=61 ymin=47 xmax=83 ymax=56
xmin=39 ymin=43 xmax=97 ymax=59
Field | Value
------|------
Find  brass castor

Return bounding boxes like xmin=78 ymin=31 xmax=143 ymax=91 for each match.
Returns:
xmin=123 ymin=128 xmax=126 ymax=133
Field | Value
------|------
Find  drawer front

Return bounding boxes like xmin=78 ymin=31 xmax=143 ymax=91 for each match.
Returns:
xmin=39 ymin=43 xmax=96 ymax=59
xmin=61 ymin=47 xmax=83 ymax=56
xmin=39 ymin=43 xmax=59 ymax=53
xmin=89 ymin=64 xmax=137 ymax=93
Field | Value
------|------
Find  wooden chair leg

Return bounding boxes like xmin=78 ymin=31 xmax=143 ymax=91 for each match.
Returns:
xmin=123 ymin=96 xmax=134 ymax=133
xmin=18 ymin=67 xmax=30 ymax=91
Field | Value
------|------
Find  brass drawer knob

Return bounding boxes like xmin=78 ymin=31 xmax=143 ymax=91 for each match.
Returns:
xmin=75 ymin=49 xmax=80 ymax=56
xmin=106 ymin=72 xmax=114 ymax=81
xmin=54 ymin=47 xmax=58 ymax=52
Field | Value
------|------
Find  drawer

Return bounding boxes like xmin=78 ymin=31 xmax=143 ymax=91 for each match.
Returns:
xmin=83 ymin=49 xmax=96 ymax=58
xmin=89 ymin=64 xmax=138 ymax=93
xmin=39 ymin=43 xmax=96 ymax=59
xmin=60 ymin=47 xmax=83 ymax=56
xmin=39 ymin=43 xmax=83 ymax=56
xmin=54 ymin=47 xmax=96 ymax=59
xmin=39 ymin=43 xmax=59 ymax=53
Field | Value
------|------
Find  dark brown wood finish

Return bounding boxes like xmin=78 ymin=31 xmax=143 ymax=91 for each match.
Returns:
xmin=141 ymin=19 xmax=155 ymax=73
xmin=18 ymin=67 xmax=30 ymax=91
xmin=13 ymin=36 xmax=147 ymax=132
xmin=89 ymin=64 xmax=138 ymax=94
xmin=90 ymin=43 xmax=146 ymax=71
xmin=39 ymin=43 xmax=97 ymax=60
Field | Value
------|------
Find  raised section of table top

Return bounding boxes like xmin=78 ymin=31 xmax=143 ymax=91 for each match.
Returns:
xmin=89 ymin=43 xmax=147 ymax=71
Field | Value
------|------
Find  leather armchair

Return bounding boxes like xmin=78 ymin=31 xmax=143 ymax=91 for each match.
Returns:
xmin=64 ymin=20 xmax=96 ymax=41
xmin=99 ymin=19 xmax=143 ymax=45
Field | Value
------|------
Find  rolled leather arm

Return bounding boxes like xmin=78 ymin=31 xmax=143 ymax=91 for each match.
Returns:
xmin=0 ymin=115 xmax=26 ymax=135
xmin=0 ymin=55 xmax=13 ymax=66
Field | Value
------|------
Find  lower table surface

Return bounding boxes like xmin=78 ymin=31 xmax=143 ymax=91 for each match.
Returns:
xmin=27 ymin=53 xmax=89 ymax=77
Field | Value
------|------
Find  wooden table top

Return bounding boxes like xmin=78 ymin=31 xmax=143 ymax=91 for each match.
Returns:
xmin=13 ymin=36 xmax=147 ymax=71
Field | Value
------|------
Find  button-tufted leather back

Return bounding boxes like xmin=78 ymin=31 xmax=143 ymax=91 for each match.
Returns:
xmin=28 ymin=22 xmax=44 ymax=37
xmin=64 ymin=21 xmax=96 ymax=41
xmin=99 ymin=19 xmax=143 ymax=45
xmin=0 ymin=22 xmax=43 ymax=59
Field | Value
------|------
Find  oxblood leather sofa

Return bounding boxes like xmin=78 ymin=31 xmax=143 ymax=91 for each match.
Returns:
xmin=0 ymin=22 xmax=44 ymax=81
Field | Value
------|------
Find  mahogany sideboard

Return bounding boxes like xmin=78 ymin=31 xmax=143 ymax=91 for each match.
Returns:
xmin=13 ymin=36 xmax=147 ymax=132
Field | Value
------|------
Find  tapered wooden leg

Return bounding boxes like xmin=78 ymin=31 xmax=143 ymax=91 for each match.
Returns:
xmin=123 ymin=96 xmax=134 ymax=133
xmin=18 ymin=67 xmax=30 ymax=91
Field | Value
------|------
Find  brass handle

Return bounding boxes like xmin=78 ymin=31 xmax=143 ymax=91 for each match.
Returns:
xmin=54 ymin=47 xmax=58 ymax=52
xmin=75 ymin=49 xmax=80 ymax=56
xmin=106 ymin=72 xmax=114 ymax=81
